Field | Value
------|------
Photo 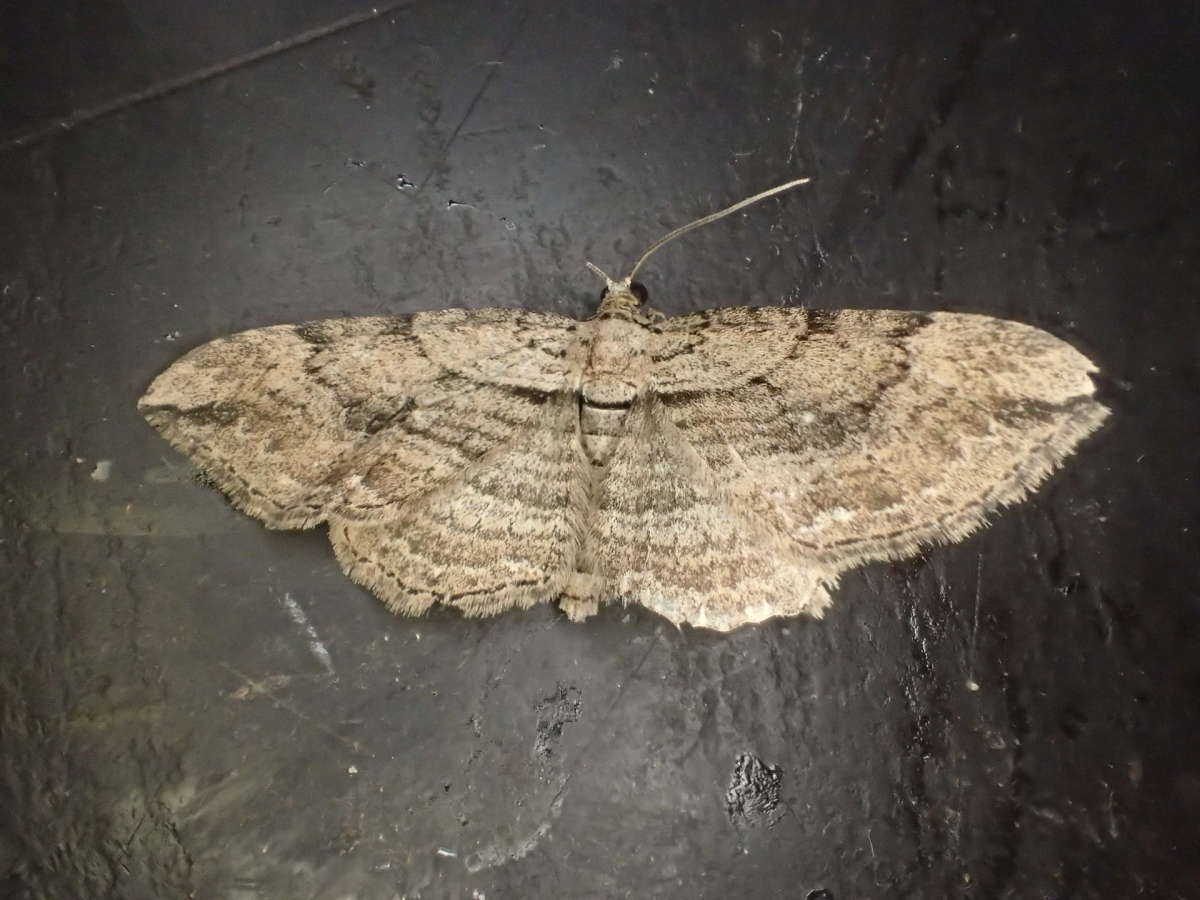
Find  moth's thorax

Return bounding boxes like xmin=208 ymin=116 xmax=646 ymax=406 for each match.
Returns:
xmin=581 ymin=317 xmax=649 ymax=403
xmin=594 ymin=286 xmax=643 ymax=319
xmin=577 ymin=316 xmax=651 ymax=465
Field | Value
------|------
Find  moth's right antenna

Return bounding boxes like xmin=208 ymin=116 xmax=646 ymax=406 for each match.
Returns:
xmin=625 ymin=177 xmax=811 ymax=282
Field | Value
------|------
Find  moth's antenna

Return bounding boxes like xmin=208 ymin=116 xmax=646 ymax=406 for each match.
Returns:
xmin=625 ymin=177 xmax=810 ymax=282
xmin=585 ymin=260 xmax=618 ymax=289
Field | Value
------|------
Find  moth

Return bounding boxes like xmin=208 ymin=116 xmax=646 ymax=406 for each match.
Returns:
xmin=140 ymin=180 xmax=1108 ymax=630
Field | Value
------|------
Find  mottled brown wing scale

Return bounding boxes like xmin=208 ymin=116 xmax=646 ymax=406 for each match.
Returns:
xmin=140 ymin=311 xmax=576 ymax=521
xmin=139 ymin=309 xmax=587 ymax=619
xmin=567 ymin=400 xmax=832 ymax=630
xmin=320 ymin=374 xmax=554 ymax=522
xmin=141 ymin=304 xmax=1107 ymax=630
xmin=329 ymin=393 xmax=591 ymax=618
xmin=139 ymin=320 xmax=401 ymax=529
xmin=654 ymin=308 xmax=1109 ymax=583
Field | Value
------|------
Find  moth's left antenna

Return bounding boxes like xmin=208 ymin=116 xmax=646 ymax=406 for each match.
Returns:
xmin=585 ymin=260 xmax=618 ymax=290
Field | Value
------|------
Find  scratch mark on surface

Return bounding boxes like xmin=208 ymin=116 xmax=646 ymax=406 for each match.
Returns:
xmin=221 ymin=663 xmax=363 ymax=754
xmin=281 ymin=591 xmax=335 ymax=675
xmin=465 ymin=774 xmax=568 ymax=872
xmin=419 ymin=6 xmax=529 ymax=189
xmin=967 ymin=554 xmax=982 ymax=691
xmin=1 ymin=1 xmax=416 ymax=151
xmin=785 ymin=52 xmax=806 ymax=167
xmin=229 ymin=673 xmax=292 ymax=699
xmin=786 ymin=95 xmax=805 ymax=166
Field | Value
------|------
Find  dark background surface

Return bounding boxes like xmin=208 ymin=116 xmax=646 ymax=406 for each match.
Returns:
xmin=2 ymin=1 xmax=1198 ymax=897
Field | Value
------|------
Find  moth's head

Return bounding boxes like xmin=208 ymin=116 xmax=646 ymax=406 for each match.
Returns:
xmin=586 ymin=262 xmax=648 ymax=319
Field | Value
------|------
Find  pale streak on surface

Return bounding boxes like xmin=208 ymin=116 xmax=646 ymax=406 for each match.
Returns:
xmin=280 ymin=592 xmax=335 ymax=676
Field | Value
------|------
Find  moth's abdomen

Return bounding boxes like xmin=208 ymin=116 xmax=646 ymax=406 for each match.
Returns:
xmin=579 ymin=390 xmax=633 ymax=466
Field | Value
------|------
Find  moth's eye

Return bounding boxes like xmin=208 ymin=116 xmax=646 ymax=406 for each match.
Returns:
xmin=630 ymin=282 xmax=649 ymax=304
